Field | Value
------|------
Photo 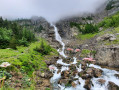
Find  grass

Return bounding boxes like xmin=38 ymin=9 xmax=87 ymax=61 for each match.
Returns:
xmin=0 ymin=39 xmax=58 ymax=76
xmin=0 ymin=38 xmax=58 ymax=89
xmin=76 ymin=33 xmax=97 ymax=40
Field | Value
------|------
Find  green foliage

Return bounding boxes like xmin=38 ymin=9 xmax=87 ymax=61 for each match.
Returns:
xmin=98 ymin=12 xmax=119 ymax=28
xmin=9 ymin=36 xmax=17 ymax=49
xmin=0 ymin=17 xmax=36 ymax=49
xmin=70 ymin=22 xmax=99 ymax=34
xmin=22 ymin=76 xmax=31 ymax=87
xmin=81 ymin=49 xmax=91 ymax=57
xmin=106 ymin=0 xmax=114 ymax=10
xmin=0 ymin=71 xmax=12 ymax=79
xmin=0 ymin=28 xmax=12 ymax=48
xmin=45 ymin=88 xmax=51 ymax=90
xmin=34 ymin=25 xmax=45 ymax=33
xmin=76 ymin=33 xmax=97 ymax=40
xmin=34 ymin=39 xmax=52 ymax=55
xmin=82 ymin=24 xmax=99 ymax=34
xmin=0 ymin=40 xmax=57 ymax=76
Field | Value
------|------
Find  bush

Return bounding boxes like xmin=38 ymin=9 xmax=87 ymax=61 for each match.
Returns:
xmin=0 ymin=28 xmax=12 ymax=48
xmin=70 ymin=22 xmax=99 ymax=34
xmin=82 ymin=24 xmax=99 ymax=34
xmin=98 ymin=12 xmax=119 ymax=28
xmin=34 ymin=40 xmax=52 ymax=55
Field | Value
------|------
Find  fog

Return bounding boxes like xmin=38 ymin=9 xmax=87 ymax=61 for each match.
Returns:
xmin=0 ymin=0 xmax=108 ymax=23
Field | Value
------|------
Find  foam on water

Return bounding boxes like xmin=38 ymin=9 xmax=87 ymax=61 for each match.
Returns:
xmin=50 ymin=25 xmax=119 ymax=90
xmin=51 ymin=24 xmax=67 ymax=58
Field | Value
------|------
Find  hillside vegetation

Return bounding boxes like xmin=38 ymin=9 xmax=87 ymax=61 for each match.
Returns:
xmin=0 ymin=18 xmax=58 ymax=89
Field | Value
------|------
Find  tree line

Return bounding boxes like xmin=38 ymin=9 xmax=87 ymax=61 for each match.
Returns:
xmin=0 ymin=17 xmax=36 ymax=49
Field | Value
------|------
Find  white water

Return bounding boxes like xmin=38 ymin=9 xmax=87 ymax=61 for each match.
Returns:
xmin=51 ymin=24 xmax=67 ymax=58
xmin=50 ymin=25 xmax=119 ymax=90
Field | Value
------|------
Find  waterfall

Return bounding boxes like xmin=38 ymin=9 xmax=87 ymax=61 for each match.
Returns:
xmin=51 ymin=24 xmax=67 ymax=58
xmin=50 ymin=24 xmax=119 ymax=90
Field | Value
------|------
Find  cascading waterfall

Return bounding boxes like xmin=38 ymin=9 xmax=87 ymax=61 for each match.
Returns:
xmin=51 ymin=24 xmax=66 ymax=58
xmin=50 ymin=24 xmax=119 ymax=90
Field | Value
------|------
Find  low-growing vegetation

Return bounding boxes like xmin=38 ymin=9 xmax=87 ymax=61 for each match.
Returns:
xmin=0 ymin=39 xmax=58 ymax=89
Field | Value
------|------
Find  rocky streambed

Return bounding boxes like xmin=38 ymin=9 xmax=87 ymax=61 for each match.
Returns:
xmin=45 ymin=25 xmax=119 ymax=90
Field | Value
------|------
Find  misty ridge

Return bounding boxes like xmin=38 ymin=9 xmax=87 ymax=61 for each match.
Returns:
xmin=0 ymin=0 xmax=108 ymax=23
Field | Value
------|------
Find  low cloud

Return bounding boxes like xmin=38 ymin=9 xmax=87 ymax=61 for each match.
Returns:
xmin=0 ymin=0 xmax=108 ymax=23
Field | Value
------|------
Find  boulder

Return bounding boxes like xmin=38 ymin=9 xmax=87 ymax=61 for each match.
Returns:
xmin=108 ymin=81 xmax=119 ymax=90
xmin=84 ymin=79 xmax=93 ymax=90
xmin=98 ymin=79 xmax=106 ymax=85
xmin=96 ymin=34 xmax=116 ymax=41
xmin=71 ymin=82 xmax=77 ymax=88
xmin=81 ymin=74 xmax=92 ymax=79
xmin=93 ymin=68 xmax=103 ymax=78
xmin=58 ymin=79 xmax=71 ymax=85
xmin=114 ymin=74 xmax=119 ymax=79
xmin=95 ymin=46 xmax=119 ymax=68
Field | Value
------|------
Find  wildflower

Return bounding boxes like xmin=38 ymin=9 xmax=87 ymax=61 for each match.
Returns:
xmin=49 ymin=65 xmax=55 ymax=70
xmin=75 ymin=49 xmax=80 ymax=52
xmin=83 ymin=58 xmax=95 ymax=62
xmin=49 ymin=65 xmax=56 ymax=73
xmin=67 ymin=48 xmax=74 ymax=52
xmin=0 ymin=62 xmax=11 ymax=68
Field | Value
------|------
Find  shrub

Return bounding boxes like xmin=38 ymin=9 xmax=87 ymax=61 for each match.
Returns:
xmin=0 ymin=28 xmax=12 ymax=48
xmin=34 ymin=40 xmax=52 ymax=55
xmin=70 ymin=22 xmax=99 ymax=34
xmin=98 ymin=12 xmax=119 ymax=28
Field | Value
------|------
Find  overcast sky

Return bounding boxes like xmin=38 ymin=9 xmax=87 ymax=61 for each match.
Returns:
xmin=0 ymin=0 xmax=108 ymax=23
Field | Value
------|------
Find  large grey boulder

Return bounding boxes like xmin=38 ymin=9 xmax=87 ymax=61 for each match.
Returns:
xmin=96 ymin=34 xmax=116 ymax=41
xmin=95 ymin=46 xmax=119 ymax=68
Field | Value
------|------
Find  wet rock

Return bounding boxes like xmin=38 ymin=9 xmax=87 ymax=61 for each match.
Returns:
xmin=114 ymin=74 xmax=119 ymax=79
xmin=78 ymin=81 xmax=81 ymax=85
xmin=58 ymin=79 xmax=71 ymax=85
xmin=63 ymin=58 xmax=71 ymax=64
xmin=61 ymin=70 xmax=70 ymax=79
xmin=108 ymin=81 xmax=119 ymax=90
xmin=81 ymin=74 xmax=92 ymax=79
xmin=45 ymin=71 xmax=53 ymax=78
xmin=69 ymin=64 xmax=77 ymax=71
xmin=84 ymin=79 xmax=93 ymax=90
xmin=71 ymin=82 xmax=77 ymax=88
xmin=54 ymin=56 xmax=60 ymax=59
xmin=78 ymin=71 xmax=86 ymax=77
xmin=72 ymin=71 xmax=78 ymax=76
xmin=86 ymin=68 xmax=93 ymax=75
xmin=81 ymin=66 xmax=87 ymax=70
xmin=98 ymin=79 xmax=106 ymax=85
xmin=93 ymin=68 xmax=103 ymax=78
xmin=56 ymin=64 xmax=62 ymax=69
xmin=57 ymin=70 xmax=61 ymax=74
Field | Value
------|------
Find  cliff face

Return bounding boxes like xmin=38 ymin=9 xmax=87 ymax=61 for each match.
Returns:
xmin=55 ymin=0 xmax=119 ymax=39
